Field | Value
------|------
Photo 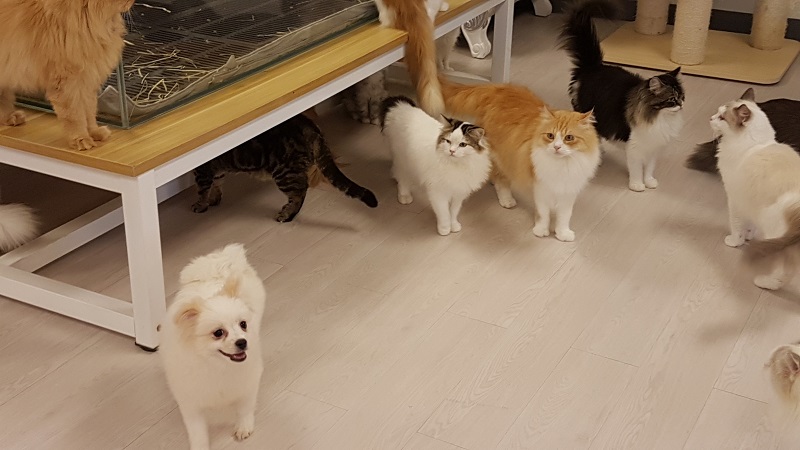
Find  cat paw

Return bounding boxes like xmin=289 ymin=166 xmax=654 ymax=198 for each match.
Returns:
xmin=498 ymin=197 xmax=517 ymax=209
xmin=532 ymin=223 xmax=550 ymax=237
xmin=397 ymin=193 xmax=413 ymax=205
xmin=555 ymin=228 xmax=576 ymax=242
xmin=233 ymin=422 xmax=254 ymax=441
xmin=275 ymin=210 xmax=297 ymax=223
xmin=191 ymin=202 xmax=209 ymax=213
xmin=724 ymin=234 xmax=745 ymax=248
xmin=440 ymin=1 xmax=450 ymax=11
xmin=2 ymin=110 xmax=26 ymax=126
xmin=437 ymin=224 xmax=451 ymax=236
xmin=644 ymin=177 xmax=659 ymax=189
xmin=69 ymin=135 xmax=99 ymax=151
xmin=628 ymin=181 xmax=646 ymax=192
xmin=754 ymin=275 xmax=784 ymax=291
xmin=450 ymin=221 xmax=462 ymax=233
xmin=90 ymin=126 xmax=111 ymax=142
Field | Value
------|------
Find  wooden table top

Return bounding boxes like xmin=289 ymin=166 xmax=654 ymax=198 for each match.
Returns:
xmin=0 ymin=0 xmax=485 ymax=177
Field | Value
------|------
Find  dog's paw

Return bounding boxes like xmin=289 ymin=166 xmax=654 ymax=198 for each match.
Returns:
xmin=644 ymin=177 xmax=658 ymax=189
xmin=2 ymin=110 xmax=26 ymax=126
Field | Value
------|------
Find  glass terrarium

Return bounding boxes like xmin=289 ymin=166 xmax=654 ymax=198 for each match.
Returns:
xmin=18 ymin=0 xmax=377 ymax=128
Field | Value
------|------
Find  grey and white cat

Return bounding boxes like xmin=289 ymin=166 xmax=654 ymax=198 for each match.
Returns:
xmin=341 ymin=70 xmax=389 ymax=125
xmin=713 ymin=89 xmax=800 ymax=290
xmin=381 ymin=96 xmax=491 ymax=236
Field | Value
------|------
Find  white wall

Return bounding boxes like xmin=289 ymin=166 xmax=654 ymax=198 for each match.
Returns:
xmin=668 ymin=0 xmax=800 ymax=19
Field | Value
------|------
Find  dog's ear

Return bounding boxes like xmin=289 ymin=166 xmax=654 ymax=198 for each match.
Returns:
xmin=174 ymin=300 xmax=201 ymax=325
xmin=220 ymin=276 xmax=241 ymax=298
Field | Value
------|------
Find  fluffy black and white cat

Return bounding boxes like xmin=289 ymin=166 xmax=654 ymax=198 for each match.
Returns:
xmin=561 ymin=0 xmax=684 ymax=192
xmin=192 ymin=114 xmax=378 ymax=222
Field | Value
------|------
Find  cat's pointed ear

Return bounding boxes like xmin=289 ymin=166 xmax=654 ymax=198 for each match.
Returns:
xmin=740 ymin=88 xmax=756 ymax=102
xmin=440 ymin=115 xmax=455 ymax=127
xmin=467 ymin=126 xmax=485 ymax=141
xmin=669 ymin=66 xmax=681 ymax=76
xmin=734 ymin=104 xmax=752 ymax=127
xmin=579 ymin=110 xmax=596 ymax=126
xmin=541 ymin=106 xmax=555 ymax=119
xmin=648 ymin=77 xmax=665 ymax=92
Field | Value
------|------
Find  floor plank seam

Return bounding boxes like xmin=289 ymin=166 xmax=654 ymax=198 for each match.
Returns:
xmin=568 ymin=347 xmax=640 ymax=368
xmin=284 ymin=388 xmax=350 ymax=412
xmin=121 ymin=404 xmax=179 ymax=450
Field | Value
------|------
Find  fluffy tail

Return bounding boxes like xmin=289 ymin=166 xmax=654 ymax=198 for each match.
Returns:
xmin=0 ymin=204 xmax=37 ymax=253
xmin=380 ymin=95 xmax=417 ymax=130
xmin=402 ymin=5 xmax=445 ymax=117
xmin=686 ymin=139 xmax=722 ymax=173
xmin=179 ymin=243 xmax=251 ymax=285
xmin=747 ymin=206 xmax=800 ymax=259
xmin=314 ymin=136 xmax=378 ymax=208
xmin=560 ymin=0 xmax=620 ymax=75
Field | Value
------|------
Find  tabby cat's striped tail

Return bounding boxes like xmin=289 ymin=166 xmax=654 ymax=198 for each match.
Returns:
xmin=314 ymin=139 xmax=378 ymax=208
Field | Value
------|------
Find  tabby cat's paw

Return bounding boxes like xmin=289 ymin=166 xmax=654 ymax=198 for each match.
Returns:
xmin=754 ymin=275 xmax=783 ymax=291
xmin=191 ymin=202 xmax=209 ymax=213
xmin=645 ymin=177 xmax=658 ymax=189
xmin=628 ymin=181 xmax=646 ymax=192
xmin=2 ymin=110 xmax=26 ymax=126
xmin=555 ymin=228 xmax=576 ymax=242
xmin=724 ymin=234 xmax=745 ymax=248
xmin=532 ymin=223 xmax=550 ymax=237
xmin=90 ymin=126 xmax=111 ymax=142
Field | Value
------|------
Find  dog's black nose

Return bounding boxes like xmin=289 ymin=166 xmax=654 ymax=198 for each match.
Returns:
xmin=235 ymin=338 xmax=247 ymax=350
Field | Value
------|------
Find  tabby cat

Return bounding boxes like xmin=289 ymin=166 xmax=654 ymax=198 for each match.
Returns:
xmin=688 ymin=93 xmax=800 ymax=173
xmin=192 ymin=114 xmax=378 ymax=222
xmin=441 ymin=77 xmax=601 ymax=242
xmin=561 ymin=0 xmax=684 ymax=192
xmin=0 ymin=0 xmax=133 ymax=150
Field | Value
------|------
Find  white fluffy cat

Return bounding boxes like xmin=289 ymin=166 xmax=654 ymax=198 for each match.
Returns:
xmin=381 ymin=96 xmax=491 ymax=236
xmin=713 ymin=89 xmax=800 ymax=290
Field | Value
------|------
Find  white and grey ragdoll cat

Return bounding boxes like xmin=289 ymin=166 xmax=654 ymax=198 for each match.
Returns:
xmin=713 ymin=89 xmax=800 ymax=290
xmin=381 ymin=96 xmax=491 ymax=236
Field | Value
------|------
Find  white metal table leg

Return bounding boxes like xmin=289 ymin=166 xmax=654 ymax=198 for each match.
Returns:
xmin=462 ymin=13 xmax=493 ymax=59
xmin=121 ymin=171 xmax=166 ymax=351
xmin=491 ymin=0 xmax=514 ymax=82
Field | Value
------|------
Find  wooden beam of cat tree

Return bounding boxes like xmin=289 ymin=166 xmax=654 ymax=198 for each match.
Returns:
xmin=600 ymin=0 xmax=800 ymax=84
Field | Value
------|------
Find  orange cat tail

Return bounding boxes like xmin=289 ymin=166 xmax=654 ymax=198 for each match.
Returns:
xmin=439 ymin=75 xmax=484 ymax=118
xmin=404 ymin=13 xmax=445 ymax=117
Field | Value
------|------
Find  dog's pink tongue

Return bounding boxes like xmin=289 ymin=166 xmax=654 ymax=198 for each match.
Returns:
xmin=231 ymin=352 xmax=247 ymax=362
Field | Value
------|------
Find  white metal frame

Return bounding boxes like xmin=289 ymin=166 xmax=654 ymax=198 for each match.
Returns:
xmin=0 ymin=0 xmax=514 ymax=351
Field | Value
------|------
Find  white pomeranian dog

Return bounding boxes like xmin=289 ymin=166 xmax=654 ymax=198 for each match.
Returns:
xmin=160 ymin=243 xmax=266 ymax=450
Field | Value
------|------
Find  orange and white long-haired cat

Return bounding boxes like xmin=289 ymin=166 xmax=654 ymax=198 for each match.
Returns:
xmin=441 ymin=78 xmax=601 ymax=241
xmin=0 ymin=0 xmax=133 ymax=150
xmin=374 ymin=0 xmax=448 ymax=117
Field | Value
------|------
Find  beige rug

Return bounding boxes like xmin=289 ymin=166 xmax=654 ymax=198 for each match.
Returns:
xmin=601 ymin=22 xmax=800 ymax=84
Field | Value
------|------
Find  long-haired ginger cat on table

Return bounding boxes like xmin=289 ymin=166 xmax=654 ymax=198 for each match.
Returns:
xmin=441 ymin=78 xmax=601 ymax=242
xmin=0 ymin=0 xmax=133 ymax=150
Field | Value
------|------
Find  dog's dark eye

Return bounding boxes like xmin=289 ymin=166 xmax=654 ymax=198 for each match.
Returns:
xmin=212 ymin=329 xmax=225 ymax=339
xmin=240 ymin=321 xmax=247 ymax=330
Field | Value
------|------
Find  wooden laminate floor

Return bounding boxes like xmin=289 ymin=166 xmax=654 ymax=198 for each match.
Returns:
xmin=3 ymin=12 xmax=800 ymax=450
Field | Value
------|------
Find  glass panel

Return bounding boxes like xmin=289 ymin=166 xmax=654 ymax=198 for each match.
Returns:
xmin=18 ymin=0 xmax=377 ymax=128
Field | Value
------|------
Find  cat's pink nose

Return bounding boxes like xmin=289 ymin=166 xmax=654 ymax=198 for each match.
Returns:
xmin=554 ymin=144 xmax=562 ymax=151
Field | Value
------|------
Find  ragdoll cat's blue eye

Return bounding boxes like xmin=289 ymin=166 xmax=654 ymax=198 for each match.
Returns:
xmin=213 ymin=329 xmax=225 ymax=339
xmin=240 ymin=321 xmax=247 ymax=330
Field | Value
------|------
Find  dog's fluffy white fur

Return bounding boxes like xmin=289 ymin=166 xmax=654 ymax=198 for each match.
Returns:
xmin=0 ymin=203 xmax=37 ymax=253
xmin=160 ymin=243 xmax=266 ymax=450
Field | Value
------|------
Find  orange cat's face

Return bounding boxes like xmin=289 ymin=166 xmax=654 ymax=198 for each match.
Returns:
xmin=534 ymin=109 xmax=599 ymax=158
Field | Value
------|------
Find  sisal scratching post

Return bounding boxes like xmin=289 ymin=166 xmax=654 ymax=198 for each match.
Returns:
xmin=670 ymin=0 xmax=714 ymax=65
xmin=751 ymin=0 xmax=790 ymax=50
xmin=635 ymin=0 xmax=671 ymax=35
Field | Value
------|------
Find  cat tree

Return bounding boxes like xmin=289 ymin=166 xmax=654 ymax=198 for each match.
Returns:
xmin=601 ymin=0 xmax=800 ymax=84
